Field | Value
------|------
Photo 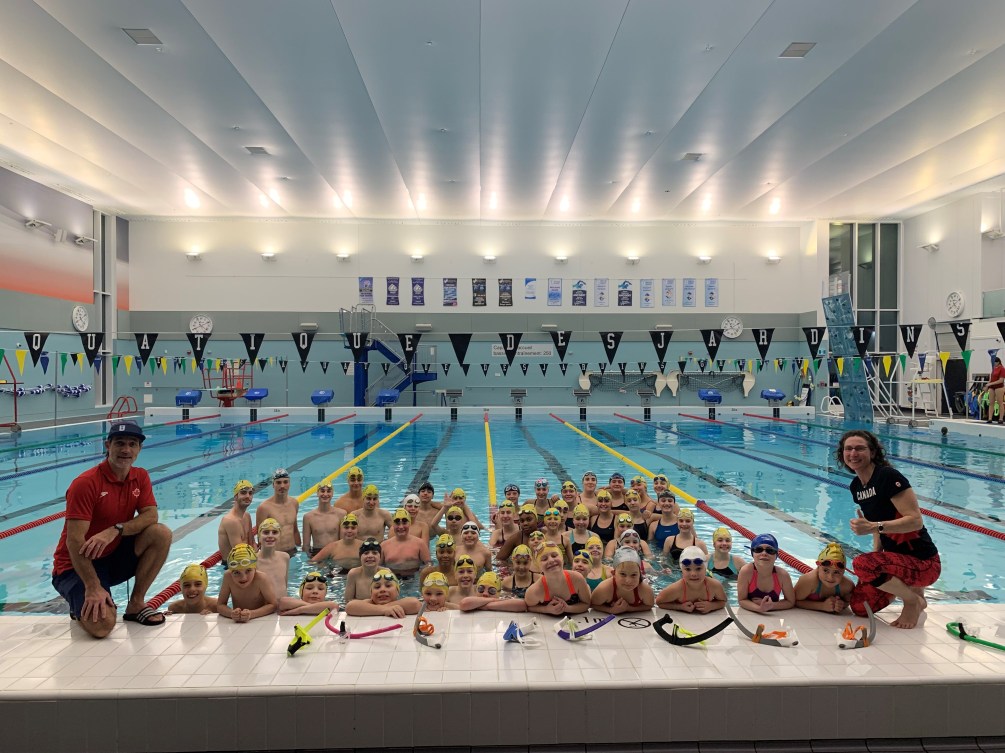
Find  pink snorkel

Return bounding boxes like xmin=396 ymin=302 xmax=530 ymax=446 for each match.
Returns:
xmin=324 ymin=610 xmax=402 ymax=639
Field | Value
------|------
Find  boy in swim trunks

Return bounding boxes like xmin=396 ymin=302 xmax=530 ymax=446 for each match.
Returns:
xmin=255 ymin=469 xmax=301 ymax=556
xmin=256 ymin=518 xmax=290 ymax=601
xmin=345 ymin=538 xmax=384 ymax=601
xmin=353 ymin=485 xmax=393 ymax=540
xmin=334 ymin=466 xmax=366 ymax=513
xmin=381 ymin=509 xmax=430 ymax=577
xmin=278 ymin=571 xmax=341 ymax=616
xmin=447 ymin=555 xmax=478 ymax=604
xmin=217 ymin=544 xmax=276 ymax=622
xmin=219 ymin=479 xmax=255 ymax=564
xmin=345 ymin=568 xmax=421 ymax=618
xmin=302 ymin=482 xmax=344 ymax=556
xmin=168 ymin=564 xmax=217 ymax=615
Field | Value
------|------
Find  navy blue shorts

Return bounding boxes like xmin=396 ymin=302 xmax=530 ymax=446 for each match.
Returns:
xmin=51 ymin=536 xmax=140 ymax=618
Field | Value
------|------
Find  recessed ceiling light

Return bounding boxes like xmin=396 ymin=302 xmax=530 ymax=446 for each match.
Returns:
xmin=122 ymin=28 xmax=162 ymax=46
xmin=245 ymin=146 xmax=269 ymax=156
xmin=631 ymin=199 xmax=640 ymax=214
xmin=769 ymin=198 xmax=781 ymax=215
xmin=682 ymin=153 xmax=704 ymax=161
xmin=439 ymin=128 xmax=448 ymax=133
xmin=343 ymin=190 xmax=353 ymax=208
xmin=701 ymin=197 xmax=712 ymax=211
xmin=644 ymin=130 xmax=655 ymax=136
xmin=779 ymin=42 xmax=816 ymax=58
xmin=258 ymin=193 xmax=269 ymax=208
xmin=268 ymin=189 xmax=280 ymax=203
xmin=183 ymin=189 xmax=200 ymax=209
xmin=489 ymin=192 xmax=498 ymax=210
xmin=416 ymin=193 xmax=427 ymax=210
xmin=559 ymin=196 xmax=570 ymax=212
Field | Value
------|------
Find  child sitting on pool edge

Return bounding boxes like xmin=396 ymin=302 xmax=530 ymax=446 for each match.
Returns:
xmin=217 ymin=544 xmax=276 ymax=623
xmin=794 ymin=542 xmax=854 ymax=614
xmin=167 ymin=564 xmax=217 ymax=615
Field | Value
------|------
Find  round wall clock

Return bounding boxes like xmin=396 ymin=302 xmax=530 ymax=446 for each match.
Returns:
xmin=71 ymin=305 xmax=89 ymax=332
xmin=721 ymin=316 xmax=744 ymax=339
xmin=188 ymin=314 xmax=214 ymax=334
xmin=945 ymin=291 xmax=965 ymax=318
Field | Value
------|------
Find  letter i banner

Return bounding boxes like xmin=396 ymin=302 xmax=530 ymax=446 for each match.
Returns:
xmin=851 ymin=326 xmax=874 ymax=359
xmin=241 ymin=333 xmax=265 ymax=362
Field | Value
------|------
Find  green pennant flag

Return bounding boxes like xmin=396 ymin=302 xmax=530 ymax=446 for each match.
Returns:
xmin=813 ymin=357 xmax=821 ymax=374
xmin=757 ymin=359 xmax=764 ymax=372
xmin=112 ymin=355 xmax=120 ymax=374
xmin=60 ymin=351 xmax=68 ymax=374
xmin=962 ymin=349 xmax=972 ymax=369
xmin=853 ymin=357 xmax=861 ymax=373
xmin=899 ymin=353 xmax=907 ymax=373
xmin=779 ymin=358 xmax=787 ymax=371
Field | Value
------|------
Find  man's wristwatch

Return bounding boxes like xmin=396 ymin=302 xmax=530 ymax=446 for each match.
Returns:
xmin=114 ymin=523 xmax=125 ymax=536
xmin=877 ymin=522 xmax=885 ymax=534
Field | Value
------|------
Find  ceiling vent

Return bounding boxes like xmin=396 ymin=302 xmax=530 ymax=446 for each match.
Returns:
xmin=779 ymin=42 xmax=816 ymax=58
xmin=245 ymin=146 xmax=270 ymax=156
xmin=122 ymin=28 xmax=162 ymax=46
xmin=681 ymin=153 xmax=704 ymax=162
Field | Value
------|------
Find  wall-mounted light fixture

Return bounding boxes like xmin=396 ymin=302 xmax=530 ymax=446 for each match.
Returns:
xmin=697 ymin=255 xmax=712 ymax=264
xmin=261 ymin=251 xmax=277 ymax=261
xmin=186 ymin=251 xmax=202 ymax=261
xmin=415 ymin=323 xmax=433 ymax=332
xmin=483 ymin=254 xmax=497 ymax=264
xmin=411 ymin=252 xmax=424 ymax=263
xmin=555 ymin=254 xmax=568 ymax=264
xmin=74 ymin=235 xmax=97 ymax=246
xmin=919 ymin=243 xmax=940 ymax=252
xmin=24 ymin=219 xmax=52 ymax=230
xmin=336 ymin=251 xmax=351 ymax=262
xmin=766 ymin=253 xmax=781 ymax=264
xmin=626 ymin=255 xmax=640 ymax=265
xmin=540 ymin=323 xmax=558 ymax=330
xmin=655 ymin=324 xmax=673 ymax=330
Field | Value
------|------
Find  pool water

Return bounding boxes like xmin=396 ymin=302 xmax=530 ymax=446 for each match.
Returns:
xmin=1 ymin=413 xmax=1002 ymax=613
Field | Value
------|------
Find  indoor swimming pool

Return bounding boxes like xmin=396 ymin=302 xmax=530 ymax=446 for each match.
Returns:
xmin=1 ymin=411 xmax=1003 ymax=613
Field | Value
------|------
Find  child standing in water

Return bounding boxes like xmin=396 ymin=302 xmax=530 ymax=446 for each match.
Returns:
xmin=708 ymin=527 xmax=746 ymax=579
xmin=168 ymin=564 xmax=217 ymax=615
xmin=794 ymin=543 xmax=855 ymax=614
xmin=217 ymin=544 xmax=276 ymax=622
xmin=590 ymin=547 xmax=654 ymax=614
xmin=256 ymin=518 xmax=290 ymax=601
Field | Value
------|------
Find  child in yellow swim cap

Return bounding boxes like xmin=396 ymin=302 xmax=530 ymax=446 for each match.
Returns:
xmin=458 ymin=570 xmax=528 ymax=613
xmin=794 ymin=542 xmax=854 ymax=614
xmin=278 ymin=571 xmax=341 ymax=616
xmin=345 ymin=568 xmax=421 ymax=619
xmin=217 ymin=544 xmax=276 ymax=623
xmin=421 ymin=571 xmax=453 ymax=612
xmin=168 ymin=563 xmax=217 ymax=615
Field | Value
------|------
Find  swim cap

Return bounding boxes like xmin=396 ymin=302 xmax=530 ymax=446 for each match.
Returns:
xmin=597 ymin=489 xmax=612 ymax=500
xmin=392 ymin=508 xmax=411 ymax=523
xmin=461 ymin=521 xmax=479 ymax=532
xmin=446 ymin=505 xmax=464 ymax=517
xmin=586 ymin=535 xmax=603 ymax=548
xmin=228 ymin=543 xmax=257 ymax=569
xmin=299 ymin=571 xmax=328 ymax=598
xmin=750 ymin=533 xmax=778 ymax=551
xmin=454 ymin=555 xmax=476 ymax=570
xmin=630 ymin=476 xmax=645 ymax=485
xmin=372 ymin=568 xmax=399 ymax=588
xmin=539 ymin=542 xmax=563 ymax=558
xmin=435 ymin=533 xmax=455 ymax=548
xmin=451 ymin=488 xmax=466 ymax=499
xmin=616 ymin=513 xmax=633 ymax=525
xmin=498 ymin=501 xmax=516 ymax=511
xmin=573 ymin=504 xmax=590 ymax=517
xmin=653 ymin=474 xmax=669 ymax=483
xmin=677 ymin=508 xmax=694 ymax=521
xmin=543 ymin=508 xmax=561 ymax=519
xmin=477 ymin=571 xmax=502 ymax=590
xmin=679 ymin=545 xmax=706 ymax=566
xmin=613 ymin=546 xmax=642 ymax=567
xmin=504 ymin=483 xmax=520 ymax=494
xmin=528 ymin=530 xmax=546 ymax=540
xmin=342 ymin=512 xmax=359 ymax=525
xmin=712 ymin=527 xmax=732 ymax=541
xmin=422 ymin=572 xmax=450 ymax=593
xmin=512 ymin=544 xmax=532 ymax=559
xmin=582 ymin=470 xmax=597 ymax=479
xmin=535 ymin=477 xmax=549 ymax=487
xmin=363 ymin=484 xmax=379 ymax=497
xmin=179 ymin=563 xmax=207 ymax=584
xmin=561 ymin=480 xmax=577 ymax=490
xmin=259 ymin=517 xmax=282 ymax=533
xmin=519 ymin=504 xmax=538 ymax=515
xmin=618 ymin=528 xmax=641 ymax=543
xmin=418 ymin=480 xmax=434 ymax=492
xmin=403 ymin=494 xmax=420 ymax=505
xmin=233 ymin=480 xmax=254 ymax=496
xmin=658 ymin=490 xmax=676 ymax=500
xmin=273 ymin=468 xmax=290 ymax=480
xmin=573 ymin=551 xmax=593 ymax=566
xmin=347 ymin=466 xmax=364 ymax=479
xmin=317 ymin=481 xmax=333 ymax=491
xmin=817 ymin=542 xmax=846 ymax=564
xmin=609 ymin=472 xmax=625 ymax=481
xmin=625 ymin=490 xmax=640 ymax=501
xmin=554 ymin=501 xmax=569 ymax=511
xmin=359 ymin=538 xmax=382 ymax=555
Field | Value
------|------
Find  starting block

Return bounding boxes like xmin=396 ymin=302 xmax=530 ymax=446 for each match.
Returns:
xmin=175 ymin=389 xmax=202 ymax=421
xmin=311 ymin=389 xmax=334 ymax=421
xmin=760 ymin=389 xmax=786 ymax=418
xmin=244 ymin=388 xmax=268 ymax=421
xmin=698 ymin=388 xmax=722 ymax=420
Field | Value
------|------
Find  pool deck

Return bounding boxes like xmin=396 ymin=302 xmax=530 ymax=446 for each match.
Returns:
xmin=1 ymin=602 xmax=1003 ymax=752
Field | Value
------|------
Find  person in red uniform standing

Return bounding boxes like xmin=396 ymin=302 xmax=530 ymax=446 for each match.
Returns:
xmin=51 ymin=421 xmax=173 ymax=638
xmin=987 ymin=357 xmax=1005 ymax=424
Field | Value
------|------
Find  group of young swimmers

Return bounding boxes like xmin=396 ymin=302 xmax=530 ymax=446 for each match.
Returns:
xmin=166 ymin=467 xmax=858 ymax=627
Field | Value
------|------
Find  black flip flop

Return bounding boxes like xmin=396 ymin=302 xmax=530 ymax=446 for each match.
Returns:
xmin=123 ymin=607 xmax=166 ymax=626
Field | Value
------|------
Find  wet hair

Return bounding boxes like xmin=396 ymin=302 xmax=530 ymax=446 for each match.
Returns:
xmin=836 ymin=430 xmax=888 ymax=471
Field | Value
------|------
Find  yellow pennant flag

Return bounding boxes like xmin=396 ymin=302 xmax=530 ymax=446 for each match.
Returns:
xmin=939 ymin=351 xmax=950 ymax=371
xmin=124 ymin=355 xmax=133 ymax=375
xmin=836 ymin=357 xmax=844 ymax=375
xmin=161 ymin=357 xmax=168 ymax=375
xmin=191 ymin=358 xmax=197 ymax=372
xmin=15 ymin=349 xmax=27 ymax=375
xmin=79 ymin=354 xmax=85 ymax=372
xmin=882 ymin=355 xmax=892 ymax=376
xmin=801 ymin=359 xmax=809 ymax=377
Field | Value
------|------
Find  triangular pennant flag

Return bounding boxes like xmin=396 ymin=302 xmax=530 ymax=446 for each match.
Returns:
xmin=362 ymin=362 xmax=370 ymax=372
xmin=124 ymin=355 xmax=133 ymax=375
xmin=442 ymin=363 xmax=451 ymax=376
xmin=698 ymin=359 xmax=707 ymax=373
xmin=345 ymin=332 xmax=368 ymax=362
xmin=882 ymin=355 xmax=892 ymax=376
xmin=716 ymin=359 xmax=725 ymax=372
xmin=851 ymin=326 xmax=874 ymax=359
xmin=79 ymin=333 xmax=104 ymax=367
xmin=320 ymin=361 xmax=329 ymax=374
xmin=397 ymin=333 xmax=422 ymax=368
xmin=382 ymin=363 xmax=391 ymax=376
xmin=279 ymin=358 xmax=288 ymax=373
xmin=658 ymin=360 xmax=667 ymax=372
xmin=292 ymin=331 xmax=317 ymax=363
xmin=39 ymin=352 xmax=49 ymax=374
xmin=678 ymin=359 xmax=687 ymax=373
xmin=779 ymin=358 xmax=788 ymax=371
xmin=70 ymin=352 xmax=79 ymax=366
xmin=837 ymin=357 xmax=844 ymax=375
xmin=94 ymin=355 xmax=102 ymax=374
xmin=752 ymin=328 xmax=774 ymax=361
xmin=257 ymin=358 xmax=267 ymax=372
xmin=648 ymin=330 xmax=673 ymax=363
xmin=919 ymin=353 xmax=927 ymax=372
xmin=15 ymin=350 xmax=26 ymax=374
xmin=854 ymin=357 xmax=862 ymax=373
xmin=802 ymin=327 xmax=826 ymax=360
xmin=539 ymin=363 xmax=549 ymax=376
xmin=186 ymin=332 xmax=211 ymax=364
xmin=637 ymin=361 xmax=647 ymax=373
xmin=23 ymin=332 xmax=48 ymax=367
xmin=240 ymin=333 xmax=265 ymax=362
xmin=79 ymin=354 xmax=86 ymax=372
xmin=598 ymin=362 xmax=608 ymax=375
xmin=899 ymin=325 xmax=923 ymax=359
xmin=990 ymin=349 xmax=1000 ymax=366
xmin=801 ymin=359 xmax=809 ymax=377
xmin=950 ymin=322 xmax=971 ymax=352
xmin=460 ymin=363 xmax=470 ymax=376
xmin=422 ymin=363 xmax=431 ymax=374
xmin=998 ymin=322 xmax=1005 ymax=347
xmin=898 ymin=354 xmax=907 ymax=373
xmin=939 ymin=351 xmax=950 ymax=371
xmin=549 ymin=331 xmax=572 ymax=362
xmin=599 ymin=332 xmax=624 ymax=364
xmin=341 ymin=362 xmax=350 ymax=375
xmin=300 ymin=361 xmax=309 ymax=373
xmin=481 ymin=363 xmax=490 ymax=376
xmin=449 ymin=333 xmax=473 ymax=365
xmin=160 ymin=357 xmax=168 ymax=374
xmin=618 ymin=362 xmax=627 ymax=379
xmin=579 ymin=362 xmax=589 ymax=375
xmin=134 ymin=333 xmax=158 ymax=367
xmin=500 ymin=363 xmax=510 ymax=376
xmin=498 ymin=333 xmax=523 ymax=366
xmin=699 ymin=329 xmax=723 ymax=361
xmin=962 ymin=350 xmax=973 ymax=369
xmin=60 ymin=351 xmax=67 ymax=374
xmin=559 ymin=363 xmax=568 ymax=376
xmin=520 ymin=363 xmax=529 ymax=376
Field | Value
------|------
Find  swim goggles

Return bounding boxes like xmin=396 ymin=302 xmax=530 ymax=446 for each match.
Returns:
xmin=543 ymin=509 xmax=561 ymax=519
xmin=372 ymin=571 xmax=400 ymax=585
xmin=461 ymin=522 xmax=479 ymax=532
xmin=535 ymin=481 xmax=549 ymax=489
xmin=317 ymin=482 xmax=333 ymax=491
xmin=436 ymin=541 xmax=455 ymax=550
xmin=653 ymin=475 xmax=669 ymax=484
xmin=228 ymin=556 xmax=256 ymax=569
xmin=561 ymin=481 xmax=577 ymax=490
xmin=273 ymin=468 xmax=290 ymax=480
xmin=341 ymin=520 xmax=358 ymax=527
xmin=817 ymin=559 xmax=846 ymax=570
xmin=446 ymin=514 xmax=464 ymax=521
xmin=753 ymin=546 xmax=778 ymax=555
xmin=454 ymin=556 xmax=476 ymax=569
xmin=680 ymin=556 xmax=705 ymax=568
xmin=392 ymin=514 xmax=411 ymax=523
xmin=476 ymin=584 xmax=498 ymax=596
xmin=302 ymin=572 xmax=328 ymax=586
xmin=504 ymin=484 xmax=520 ymax=493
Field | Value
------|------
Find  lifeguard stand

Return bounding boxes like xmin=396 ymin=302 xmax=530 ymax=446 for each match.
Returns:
xmin=202 ymin=359 xmax=252 ymax=407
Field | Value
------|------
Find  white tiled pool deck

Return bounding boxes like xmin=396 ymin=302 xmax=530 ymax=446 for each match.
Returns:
xmin=1 ymin=603 xmax=1003 ymax=752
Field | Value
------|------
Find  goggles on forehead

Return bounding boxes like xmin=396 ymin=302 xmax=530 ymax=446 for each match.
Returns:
xmin=653 ymin=475 xmax=669 ymax=483
xmin=302 ymin=572 xmax=328 ymax=585
xmin=229 ymin=556 xmax=256 ymax=569
xmin=342 ymin=520 xmax=358 ymax=527
xmin=455 ymin=556 xmax=476 ymax=569
xmin=372 ymin=572 xmax=399 ymax=584
xmin=461 ymin=522 xmax=479 ymax=531
xmin=393 ymin=515 xmax=411 ymax=523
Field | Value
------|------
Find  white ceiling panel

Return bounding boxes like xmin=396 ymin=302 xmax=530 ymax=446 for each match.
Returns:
xmin=0 ymin=0 xmax=1004 ymax=223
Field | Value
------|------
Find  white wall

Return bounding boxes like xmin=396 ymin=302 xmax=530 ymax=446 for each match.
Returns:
xmin=128 ymin=219 xmax=815 ymax=314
